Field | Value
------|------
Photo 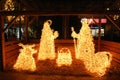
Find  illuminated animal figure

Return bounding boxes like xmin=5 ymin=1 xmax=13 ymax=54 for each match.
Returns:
xmin=71 ymin=18 xmax=112 ymax=77
xmin=84 ymin=51 xmax=112 ymax=77
xmin=13 ymin=43 xmax=37 ymax=71
xmin=38 ymin=20 xmax=59 ymax=60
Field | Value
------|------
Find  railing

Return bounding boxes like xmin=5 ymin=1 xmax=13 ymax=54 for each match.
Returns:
xmin=100 ymin=40 xmax=120 ymax=64
xmin=4 ymin=39 xmax=120 ymax=69
xmin=5 ymin=40 xmax=23 ymax=68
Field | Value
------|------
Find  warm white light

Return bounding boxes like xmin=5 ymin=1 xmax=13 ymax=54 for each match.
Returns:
xmin=13 ymin=19 xmax=112 ymax=76
xmin=71 ymin=18 xmax=112 ymax=77
xmin=13 ymin=43 xmax=37 ymax=71
xmin=4 ymin=0 xmax=24 ymax=22
xmin=4 ymin=0 xmax=15 ymax=21
xmin=56 ymin=48 xmax=72 ymax=67
xmin=84 ymin=52 xmax=112 ymax=77
xmin=106 ymin=8 xmax=110 ymax=10
xmin=113 ymin=15 xmax=119 ymax=20
xmin=4 ymin=0 xmax=15 ymax=11
xmin=38 ymin=20 xmax=59 ymax=60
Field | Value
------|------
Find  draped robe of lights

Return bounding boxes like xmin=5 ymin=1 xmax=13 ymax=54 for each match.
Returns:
xmin=38 ymin=20 xmax=59 ymax=60
xmin=71 ymin=18 xmax=112 ymax=77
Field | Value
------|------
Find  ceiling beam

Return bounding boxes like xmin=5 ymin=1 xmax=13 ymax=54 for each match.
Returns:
xmin=28 ymin=16 xmax=37 ymax=25
xmin=0 ymin=11 xmax=120 ymax=16
xmin=105 ymin=15 xmax=120 ymax=31
xmin=3 ymin=16 xmax=19 ymax=33
xmin=18 ymin=0 xmax=35 ymax=10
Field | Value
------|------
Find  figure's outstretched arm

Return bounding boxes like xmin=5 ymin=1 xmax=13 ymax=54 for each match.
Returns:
xmin=53 ymin=31 xmax=59 ymax=39
xmin=71 ymin=27 xmax=78 ymax=38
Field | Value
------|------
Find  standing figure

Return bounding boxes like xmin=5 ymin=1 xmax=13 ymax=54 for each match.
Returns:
xmin=38 ymin=20 xmax=59 ymax=60
xmin=71 ymin=18 xmax=95 ymax=60
xmin=71 ymin=18 xmax=112 ymax=77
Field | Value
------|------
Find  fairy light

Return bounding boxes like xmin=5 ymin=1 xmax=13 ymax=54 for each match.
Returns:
xmin=38 ymin=20 xmax=59 ymax=60
xmin=13 ymin=18 xmax=112 ymax=76
xmin=56 ymin=48 xmax=72 ymax=67
xmin=71 ymin=18 xmax=112 ymax=77
xmin=4 ymin=0 xmax=15 ymax=21
xmin=4 ymin=0 xmax=15 ymax=11
xmin=13 ymin=43 xmax=37 ymax=71
xmin=4 ymin=0 xmax=24 ymax=22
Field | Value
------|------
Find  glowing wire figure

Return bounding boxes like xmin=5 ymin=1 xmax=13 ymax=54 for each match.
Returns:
xmin=13 ymin=43 xmax=37 ymax=71
xmin=56 ymin=48 xmax=72 ymax=67
xmin=71 ymin=18 xmax=112 ymax=77
xmin=71 ymin=18 xmax=95 ymax=60
xmin=38 ymin=20 xmax=59 ymax=60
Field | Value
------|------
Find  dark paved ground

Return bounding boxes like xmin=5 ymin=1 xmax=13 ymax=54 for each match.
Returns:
xmin=1 ymin=46 xmax=120 ymax=80
xmin=0 ymin=71 xmax=120 ymax=80
xmin=0 ymin=59 xmax=120 ymax=80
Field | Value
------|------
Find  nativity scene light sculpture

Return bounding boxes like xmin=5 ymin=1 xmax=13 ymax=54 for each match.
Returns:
xmin=71 ymin=18 xmax=112 ymax=77
xmin=13 ymin=19 xmax=112 ymax=77
xmin=38 ymin=20 xmax=59 ymax=60
xmin=13 ymin=43 xmax=37 ymax=71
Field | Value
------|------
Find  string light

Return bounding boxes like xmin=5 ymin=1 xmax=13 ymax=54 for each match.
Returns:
xmin=38 ymin=20 xmax=59 ymax=60
xmin=71 ymin=18 xmax=112 ymax=77
xmin=4 ymin=0 xmax=24 ymax=22
xmin=56 ymin=48 xmax=72 ymax=67
xmin=13 ymin=43 xmax=37 ymax=71
xmin=13 ymin=19 xmax=112 ymax=77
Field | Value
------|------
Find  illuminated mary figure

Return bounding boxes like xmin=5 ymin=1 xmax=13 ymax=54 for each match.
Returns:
xmin=38 ymin=20 xmax=59 ymax=60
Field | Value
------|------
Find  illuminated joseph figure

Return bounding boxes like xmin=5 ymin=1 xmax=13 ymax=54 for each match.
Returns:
xmin=71 ymin=18 xmax=112 ymax=77
xmin=71 ymin=18 xmax=95 ymax=60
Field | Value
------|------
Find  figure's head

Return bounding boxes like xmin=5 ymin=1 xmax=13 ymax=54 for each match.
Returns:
xmin=47 ymin=20 xmax=52 ymax=25
xmin=81 ymin=18 xmax=92 ymax=24
xmin=43 ymin=20 xmax=52 ymax=28
xmin=81 ymin=18 xmax=88 ymax=23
